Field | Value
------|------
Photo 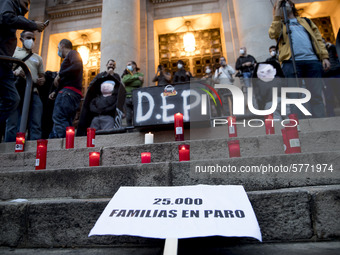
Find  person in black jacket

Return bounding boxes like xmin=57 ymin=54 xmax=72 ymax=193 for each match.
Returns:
xmin=49 ymin=39 xmax=83 ymax=138
xmin=76 ymin=72 xmax=126 ymax=136
xmin=173 ymin=60 xmax=192 ymax=85
xmin=89 ymin=80 xmax=120 ymax=130
xmin=322 ymin=39 xmax=340 ymax=117
xmin=235 ymin=47 xmax=257 ymax=88
xmin=252 ymin=61 xmax=288 ymax=120
xmin=266 ymin=45 xmax=279 ymax=64
xmin=0 ymin=0 xmax=45 ymax=128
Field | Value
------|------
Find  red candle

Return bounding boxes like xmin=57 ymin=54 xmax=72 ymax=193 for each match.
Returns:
xmin=174 ymin=112 xmax=184 ymax=141
xmin=15 ymin=132 xmax=25 ymax=152
xmin=281 ymin=128 xmax=290 ymax=154
xmin=227 ymin=140 xmax=241 ymax=158
xmin=89 ymin=152 xmax=100 ymax=166
xmin=141 ymin=152 xmax=151 ymax=163
xmin=227 ymin=116 xmax=237 ymax=137
xmin=289 ymin=113 xmax=300 ymax=131
xmin=87 ymin=128 xmax=96 ymax=147
xmin=178 ymin=144 xmax=190 ymax=162
xmin=265 ymin=114 xmax=275 ymax=135
xmin=285 ymin=125 xmax=301 ymax=154
xmin=35 ymin=139 xmax=48 ymax=170
xmin=65 ymin=126 xmax=75 ymax=149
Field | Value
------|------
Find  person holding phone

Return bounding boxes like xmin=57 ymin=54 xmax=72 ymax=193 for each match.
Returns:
xmin=0 ymin=0 xmax=45 ymax=133
xmin=152 ymin=64 xmax=171 ymax=86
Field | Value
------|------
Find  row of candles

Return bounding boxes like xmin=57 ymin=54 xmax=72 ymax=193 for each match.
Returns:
xmin=14 ymin=112 xmax=302 ymax=170
xmin=142 ymin=113 xmax=189 ymax=163
xmin=15 ymin=119 xmax=190 ymax=170
xmin=15 ymin=127 xmax=96 ymax=153
xmin=226 ymin=113 xmax=302 ymax=155
xmin=15 ymin=127 xmax=100 ymax=170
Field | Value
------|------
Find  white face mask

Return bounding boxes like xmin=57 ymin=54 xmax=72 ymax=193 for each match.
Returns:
xmin=177 ymin=64 xmax=183 ymax=69
xmin=23 ymin=39 xmax=34 ymax=50
xmin=205 ymin=69 xmax=211 ymax=74
xmin=270 ymin=51 xmax=276 ymax=57
xmin=127 ymin=65 xmax=133 ymax=71
xmin=239 ymin=49 xmax=245 ymax=55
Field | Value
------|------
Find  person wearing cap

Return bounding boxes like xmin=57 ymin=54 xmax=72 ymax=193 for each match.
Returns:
xmin=173 ymin=60 xmax=193 ymax=85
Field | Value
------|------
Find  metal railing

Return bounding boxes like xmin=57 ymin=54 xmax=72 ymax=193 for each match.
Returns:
xmin=0 ymin=55 xmax=33 ymax=133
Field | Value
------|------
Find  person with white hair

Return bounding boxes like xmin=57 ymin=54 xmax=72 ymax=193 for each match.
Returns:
xmin=89 ymin=80 xmax=120 ymax=130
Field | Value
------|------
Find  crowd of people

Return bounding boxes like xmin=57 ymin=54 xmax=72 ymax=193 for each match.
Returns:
xmin=0 ymin=0 xmax=339 ymax=143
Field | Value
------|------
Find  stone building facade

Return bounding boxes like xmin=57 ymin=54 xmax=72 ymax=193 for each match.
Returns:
xmin=27 ymin=0 xmax=340 ymax=93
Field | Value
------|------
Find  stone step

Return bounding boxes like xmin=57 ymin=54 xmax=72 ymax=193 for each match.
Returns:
xmin=0 ymin=130 xmax=339 ymax=172
xmin=1 ymin=185 xmax=339 ymax=248
xmin=0 ymin=116 xmax=339 ymax=154
xmin=1 ymin=241 xmax=340 ymax=255
xmin=0 ymin=151 xmax=338 ymax=200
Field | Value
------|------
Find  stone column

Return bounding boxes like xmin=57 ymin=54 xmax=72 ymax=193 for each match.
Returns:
xmin=100 ymin=0 xmax=140 ymax=75
xmin=219 ymin=0 xmax=239 ymax=68
xmin=232 ymin=0 xmax=274 ymax=61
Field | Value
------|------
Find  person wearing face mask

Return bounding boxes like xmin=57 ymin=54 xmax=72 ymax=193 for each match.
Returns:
xmin=269 ymin=0 xmax=330 ymax=118
xmin=266 ymin=45 xmax=279 ymax=63
xmin=0 ymin=0 xmax=45 ymax=140
xmin=214 ymin=57 xmax=236 ymax=116
xmin=201 ymin=65 xmax=213 ymax=81
xmin=235 ymin=47 xmax=257 ymax=88
xmin=214 ymin=57 xmax=235 ymax=84
xmin=48 ymin=39 xmax=83 ymax=138
xmin=122 ymin=61 xmax=144 ymax=126
xmin=173 ymin=60 xmax=193 ymax=85
xmin=4 ymin=30 xmax=45 ymax=142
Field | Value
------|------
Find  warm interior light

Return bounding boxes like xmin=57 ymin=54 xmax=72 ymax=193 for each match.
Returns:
xmin=77 ymin=45 xmax=90 ymax=65
xmin=183 ymin=32 xmax=195 ymax=52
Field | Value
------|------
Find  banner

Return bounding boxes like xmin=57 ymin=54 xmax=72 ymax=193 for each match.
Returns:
xmin=89 ymin=185 xmax=262 ymax=241
xmin=132 ymin=83 xmax=210 ymax=127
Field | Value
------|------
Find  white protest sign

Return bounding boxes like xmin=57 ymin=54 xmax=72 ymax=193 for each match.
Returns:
xmin=89 ymin=185 xmax=262 ymax=241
